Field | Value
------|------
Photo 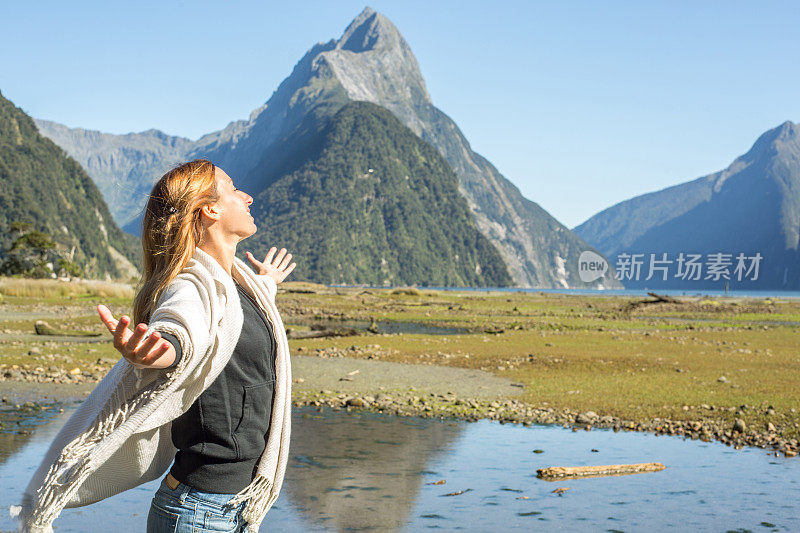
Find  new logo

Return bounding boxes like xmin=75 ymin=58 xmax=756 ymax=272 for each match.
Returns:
xmin=578 ymin=251 xmax=609 ymax=283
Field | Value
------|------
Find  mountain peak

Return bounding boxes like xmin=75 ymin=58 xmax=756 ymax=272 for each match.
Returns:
xmin=308 ymin=7 xmax=431 ymax=113
xmin=336 ymin=6 xmax=402 ymax=53
xmin=745 ymin=120 xmax=800 ymax=161
xmin=776 ymin=120 xmax=800 ymax=138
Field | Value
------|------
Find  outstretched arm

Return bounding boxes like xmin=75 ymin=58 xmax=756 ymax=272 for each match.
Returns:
xmin=96 ymin=304 xmax=177 ymax=369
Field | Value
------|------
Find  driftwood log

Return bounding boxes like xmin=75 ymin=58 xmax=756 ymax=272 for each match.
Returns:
xmin=646 ymin=292 xmax=681 ymax=303
xmin=537 ymin=462 xmax=665 ymax=480
xmin=34 ymin=320 xmax=102 ymax=337
xmin=623 ymin=292 xmax=684 ymax=312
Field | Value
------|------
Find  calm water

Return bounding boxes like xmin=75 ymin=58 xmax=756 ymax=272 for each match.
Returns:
xmin=1 ymin=403 xmax=798 ymax=532
xmin=336 ymin=286 xmax=800 ymax=299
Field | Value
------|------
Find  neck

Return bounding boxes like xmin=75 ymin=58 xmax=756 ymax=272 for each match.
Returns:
xmin=198 ymin=234 xmax=237 ymax=276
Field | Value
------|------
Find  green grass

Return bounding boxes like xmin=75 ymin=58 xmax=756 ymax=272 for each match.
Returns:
xmin=1 ymin=280 xmax=798 ymax=438
xmin=0 ymin=276 xmax=134 ymax=300
xmin=282 ymin=288 xmax=800 ymax=437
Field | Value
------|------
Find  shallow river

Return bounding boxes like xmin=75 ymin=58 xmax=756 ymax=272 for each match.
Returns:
xmin=1 ymin=403 xmax=798 ymax=532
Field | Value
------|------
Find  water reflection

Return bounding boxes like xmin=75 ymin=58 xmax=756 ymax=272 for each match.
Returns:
xmin=286 ymin=410 xmax=463 ymax=531
xmin=0 ymin=402 xmax=65 ymax=462
xmin=0 ymin=403 xmax=798 ymax=532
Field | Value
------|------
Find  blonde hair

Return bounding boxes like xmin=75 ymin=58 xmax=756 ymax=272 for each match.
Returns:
xmin=133 ymin=159 xmax=218 ymax=324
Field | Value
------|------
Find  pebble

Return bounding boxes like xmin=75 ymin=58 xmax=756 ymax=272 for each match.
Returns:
xmin=0 ymin=362 xmax=101 ymax=384
xmin=2 ymin=359 xmax=797 ymax=459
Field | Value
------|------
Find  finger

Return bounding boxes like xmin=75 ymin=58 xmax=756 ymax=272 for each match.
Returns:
xmin=133 ymin=330 xmax=161 ymax=360
xmin=126 ymin=323 xmax=148 ymax=354
xmin=114 ymin=315 xmax=132 ymax=350
xmin=245 ymin=251 xmax=263 ymax=269
xmin=145 ymin=341 xmax=170 ymax=364
xmin=283 ymin=262 xmax=296 ymax=277
xmin=97 ymin=305 xmax=118 ymax=333
xmin=272 ymin=248 xmax=287 ymax=266
xmin=143 ymin=341 xmax=171 ymax=366
xmin=277 ymin=252 xmax=292 ymax=271
xmin=264 ymin=246 xmax=277 ymax=264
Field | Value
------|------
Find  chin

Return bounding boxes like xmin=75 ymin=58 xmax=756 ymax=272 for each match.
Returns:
xmin=237 ymin=225 xmax=258 ymax=242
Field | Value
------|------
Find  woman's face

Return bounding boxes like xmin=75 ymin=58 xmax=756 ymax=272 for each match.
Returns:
xmin=211 ymin=166 xmax=256 ymax=240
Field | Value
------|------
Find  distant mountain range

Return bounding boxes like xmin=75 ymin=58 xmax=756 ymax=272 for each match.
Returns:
xmin=574 ymin=121 xmax=800 ymax=290
xmin=32 ymin=120 xmax=193 ymax=231
xmin=35 ymin=6 xmax=619 ymax=289
xmin=0 ymin=90 xmax=139 ymax=279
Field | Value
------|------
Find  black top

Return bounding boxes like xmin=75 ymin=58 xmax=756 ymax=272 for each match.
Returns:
xmin=160 ymin=280 xmax=277 ymax=493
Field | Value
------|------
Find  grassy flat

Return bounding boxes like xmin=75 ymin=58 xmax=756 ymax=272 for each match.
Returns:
xmin=1 ymin=279 xmax=798 ymax=442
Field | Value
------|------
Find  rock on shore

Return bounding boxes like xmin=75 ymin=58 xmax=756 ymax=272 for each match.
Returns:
xmin=1 ymin=355 xmax=797 ymax=458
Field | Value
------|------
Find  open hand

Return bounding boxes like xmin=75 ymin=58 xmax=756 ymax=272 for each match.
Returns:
xmin=246 ymin=246 xmax=296 ymax=284
xmin=96 ymin=304 xmax=176 ymax=369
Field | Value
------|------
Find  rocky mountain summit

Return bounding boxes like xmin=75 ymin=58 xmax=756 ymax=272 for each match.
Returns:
xmin=35 ymin=7 xmax=618 ymax=289
xmin=575 ymin=121 xmax=800 ymax=289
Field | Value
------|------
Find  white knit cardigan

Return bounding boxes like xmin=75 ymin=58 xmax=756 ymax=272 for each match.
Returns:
xmin=10 ymin=247 xmax=292 ymax=533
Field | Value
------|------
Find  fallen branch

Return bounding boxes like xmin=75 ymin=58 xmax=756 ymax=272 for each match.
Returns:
xmin=622 ymin=292 xmax=683 ymax=312
xmin=646 ymin=292 xmax=681 ymax=303
xmin=537 ymin=462 xmax=665 ymax=480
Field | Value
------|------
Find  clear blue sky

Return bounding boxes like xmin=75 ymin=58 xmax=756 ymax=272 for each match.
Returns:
xmin=2 ymin=1 xmax=798 ymax=229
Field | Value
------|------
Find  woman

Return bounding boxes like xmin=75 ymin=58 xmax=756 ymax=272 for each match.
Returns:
xmin=12 ymin=159 xmax=294 ymax=533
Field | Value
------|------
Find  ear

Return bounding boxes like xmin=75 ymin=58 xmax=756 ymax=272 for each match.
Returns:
xmin=200 ymin=202 xmax=221 ymax=222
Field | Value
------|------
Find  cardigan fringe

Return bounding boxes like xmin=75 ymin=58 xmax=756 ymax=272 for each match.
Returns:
xmin=11 ymin=248 xmax=291 ymax=533
xmin=226 ymin=475 xmax=275 ymax=532
xmin=27 ymin=365 xmax=175 ymax=529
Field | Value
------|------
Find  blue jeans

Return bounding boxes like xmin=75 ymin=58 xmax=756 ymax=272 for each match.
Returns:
xmin=146 ymin=476 xmax=248 ymax=532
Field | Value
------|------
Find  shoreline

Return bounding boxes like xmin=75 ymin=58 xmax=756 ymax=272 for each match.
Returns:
xmin=290 ymin=390 xmax=799 ymax=458
xmin=1 ymin=355 xmax=797 ymax=458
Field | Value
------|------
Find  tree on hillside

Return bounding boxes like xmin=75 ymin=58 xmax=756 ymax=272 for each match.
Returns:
xmin=0 ymin=222 xmax=83 ymax=278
